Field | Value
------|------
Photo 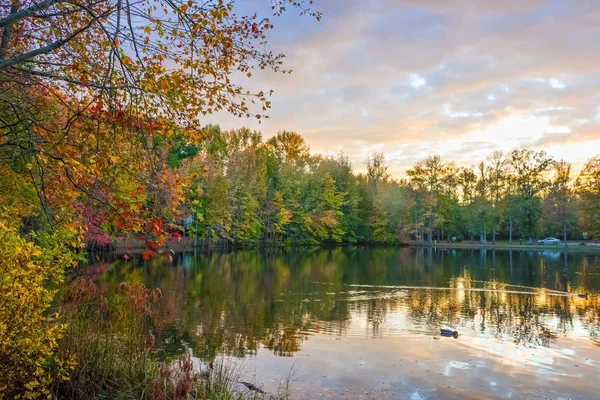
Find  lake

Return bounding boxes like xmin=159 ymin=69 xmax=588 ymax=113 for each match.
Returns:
xmin=85 ymin=247 xmax=600 ymax=399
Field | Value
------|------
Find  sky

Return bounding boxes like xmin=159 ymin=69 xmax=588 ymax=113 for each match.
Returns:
xmin=210 ymin=0 xmax=600 ymax=177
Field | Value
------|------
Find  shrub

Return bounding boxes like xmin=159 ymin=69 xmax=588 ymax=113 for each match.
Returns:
xmin=0 ymin=219 xmax=80 ymax=398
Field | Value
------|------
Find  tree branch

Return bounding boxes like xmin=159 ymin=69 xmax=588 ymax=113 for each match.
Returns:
xmin=0 ymin=3 xmax=19 ymax=60
xmin=0 ymin=0 xmax=62 ymax=29
xmin=0 ymin=10 xmax=109 ymax=70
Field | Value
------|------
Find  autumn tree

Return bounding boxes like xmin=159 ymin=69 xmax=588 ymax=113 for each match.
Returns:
xmin=266 ymin=130 xmax=311 ymax=165
xmin=407 ymin=155 xmax=456 ymax=243
xmin=366 ymin=152 xmax=389 ymax=196
xmin=0 ymin=2 xmax=318 ymax=394
xmin=0 ymin=0 xmax=318 ymax=243
xmin=575 ymin=155 xmax=600 ymax=240
xmin=1 ymin=0 xmax=320 ymax=123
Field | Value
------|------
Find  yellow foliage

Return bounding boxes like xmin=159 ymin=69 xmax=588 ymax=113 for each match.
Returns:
xmin=0 ymin=170 xmax=80 ymax=398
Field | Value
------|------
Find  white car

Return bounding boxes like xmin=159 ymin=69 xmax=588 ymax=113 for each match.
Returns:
xmin=538 ymin=237 xmax=560 ymax=245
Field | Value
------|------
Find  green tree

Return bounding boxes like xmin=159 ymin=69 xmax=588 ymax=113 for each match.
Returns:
xmin=203 ymin=174 xmax=231 ymax=242
xmin=509 ymin=149 xmax=554 ymax=241
xmin=486 ymin=151 xmax=509 ymax=244
xmin=310 ymin=173 xmax=346 ymax=243
xmin=371 ymin=200 xmax=394 ymax=243
xmin=266 ymin=191 xmax=291 ymax=242
xmin=575 ymin=155 xmax=600 ymax=240
xmin=541 ymin=160 xmax=575 ymax=244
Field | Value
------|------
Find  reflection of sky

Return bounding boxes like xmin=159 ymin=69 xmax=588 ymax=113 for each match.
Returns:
xmin=305 ymin=274 xmax=596 ymax=346
xmin=242 ymin=282 xmax=600 ymax=398
xmin=208 ymin=0 xmax=600 ymax=177
xmin=237 ymin=330 xmax=600 ymax=399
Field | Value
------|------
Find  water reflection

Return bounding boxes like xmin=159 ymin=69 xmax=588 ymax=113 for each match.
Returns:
xmin=89 ymin=247 xmax=600 ymax=362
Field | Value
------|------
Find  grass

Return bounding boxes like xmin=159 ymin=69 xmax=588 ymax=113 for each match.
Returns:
xmin=52 ymin=278 xmax=288 ymax=400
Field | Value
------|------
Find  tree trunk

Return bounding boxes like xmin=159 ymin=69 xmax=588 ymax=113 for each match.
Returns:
xmin=563 ymin=215 xmax=567 ymax=247
xmin=415 ymin=207 xmax=418 ymax=241
xmin=509 ymin=215 xmax=513 ymax=244
xmin=0 ymin=4 xmax=19 ymax=61
xmin=428 ymin=216 xmax=433 ymax=244
xmin=483 ymin=221 xmax=487 ymax=244
xmin=194 ymin=214 xmax=198 ymax=247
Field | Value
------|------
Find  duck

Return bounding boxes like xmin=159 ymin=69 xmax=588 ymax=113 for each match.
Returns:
xmin=239 ymin=381 xmax=265 ymax=394
xmin=440 ymin=329 xmax=459 ymax=339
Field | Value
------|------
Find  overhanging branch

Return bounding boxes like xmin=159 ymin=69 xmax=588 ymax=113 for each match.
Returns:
xmin=0 ymin=10 xmax=109 ymax=70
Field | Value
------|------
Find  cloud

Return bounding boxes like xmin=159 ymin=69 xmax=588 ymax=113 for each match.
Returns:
xmin=208 ymin=0 xmax=600 ymax=177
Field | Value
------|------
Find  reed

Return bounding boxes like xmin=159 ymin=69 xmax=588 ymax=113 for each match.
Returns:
xmin=52 ymin=278 xmax=286 ymax=399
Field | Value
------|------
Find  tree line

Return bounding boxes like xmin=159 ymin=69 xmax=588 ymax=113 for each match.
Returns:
xmin=128 ymin=126 xmax=600 ymax=248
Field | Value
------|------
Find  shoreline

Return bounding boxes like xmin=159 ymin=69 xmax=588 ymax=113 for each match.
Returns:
xmin=95 ymin=237 xmax=600 ymax=254
xmin=410 ymin=241 xmax=600 ymax=253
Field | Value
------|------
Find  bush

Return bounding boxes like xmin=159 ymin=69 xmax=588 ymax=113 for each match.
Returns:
xmin=0 ymin=219 xmax=80 ymax=398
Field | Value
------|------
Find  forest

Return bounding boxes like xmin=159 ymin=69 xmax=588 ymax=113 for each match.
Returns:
xmin=117 ymin=126 xmax=599 ymax=249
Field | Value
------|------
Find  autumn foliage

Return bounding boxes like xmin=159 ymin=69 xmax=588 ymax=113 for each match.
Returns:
xmin=0 ymin=0 xmax=318 ymax=396
xmin=0 ymin=168 xmax=82 ymax=397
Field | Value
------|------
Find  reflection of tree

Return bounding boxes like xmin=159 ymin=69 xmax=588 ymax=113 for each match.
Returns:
xmin=88 ymin=248 xmax=600 ymax=361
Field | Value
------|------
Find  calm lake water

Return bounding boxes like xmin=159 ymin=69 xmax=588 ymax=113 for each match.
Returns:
xmin=85 ymin=247 xmax=600 ymax=399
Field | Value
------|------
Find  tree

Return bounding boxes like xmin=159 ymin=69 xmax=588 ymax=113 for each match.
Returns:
xmin=264 ymin=191 xmax=291 ymax=242
xmin=575 ymin=155 xmax=600 ymax=240
xmin=509 ymin=149 xmax=554 ymax=241
xmin=366 ymin=152 xmax=389 ymax=196
xmin=1 ymin=0 xmax=320 ymax=124
xmin=456 ymin=167 xmax=477 ymax=205
xmin=203 ymin=172 xmax=231 ymax=242
xmin=485 ymin=151 xmax=508 ymax=243
xmin=0 ymin=167 xmax=82 ymax=398
xmin=224 ymin=128 xmax=266 ymax=244
xmin=541 ymin=160 xmax=574 ymax=245
xmin=474 ymin=161 xmax=492 ymax=244
xmin=0 ymin=0 xmax=318 ymax=244
xmin=407 ymin=155 xmax=456 ymax=243
xmin=0 ymin=3 xmax=325 ymax=393
xmin=310 ymin=173 xmax=346 ymax=243
xmin=266 ymin=131 xmax=310 ymax=165
xmin=318 ymin=153 xmax=361 ymax=243
xmin=371 ymin=199 xmax=393 ymax=243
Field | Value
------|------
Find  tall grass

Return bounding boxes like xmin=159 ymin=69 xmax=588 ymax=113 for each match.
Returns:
xmin=52 ymin=278 xmax=285 ymax=400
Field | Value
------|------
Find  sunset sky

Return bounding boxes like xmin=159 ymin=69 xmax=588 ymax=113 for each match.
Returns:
xmin=212 ymin=0 xmax=600 ymax=177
